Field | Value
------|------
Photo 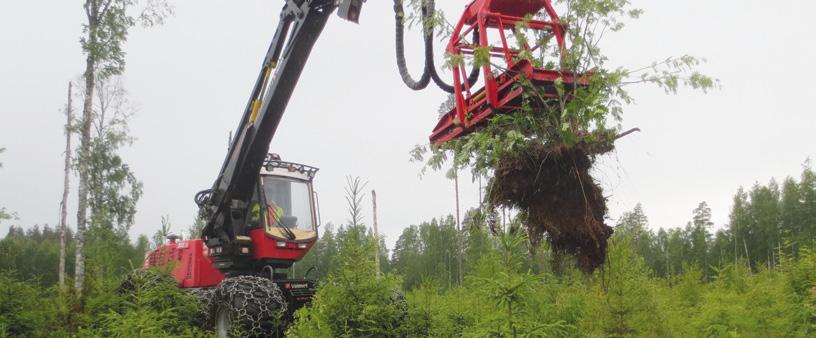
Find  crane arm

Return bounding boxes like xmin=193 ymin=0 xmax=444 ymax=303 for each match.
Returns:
xmin=199 ymin=0 xmax=362 ymax=250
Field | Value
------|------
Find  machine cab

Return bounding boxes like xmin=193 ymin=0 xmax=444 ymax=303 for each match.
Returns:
xmin=246 ymin=154 xmax=319 ymax=265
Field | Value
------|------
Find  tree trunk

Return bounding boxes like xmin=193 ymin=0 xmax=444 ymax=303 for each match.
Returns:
xmin=371 ymin=190 xmax=380 ymax=277
xmin=75 ymin=55 xmax=96 ymax=292
xmin=734 ymin=232 xmax=738 ymax=267
xmin=59 ymin=82 xmax=72 ymax=287
xmin=454 ymin=168 xmax=462 ymax=286
xmin=743 ymin=237 xmax=751 ymax=270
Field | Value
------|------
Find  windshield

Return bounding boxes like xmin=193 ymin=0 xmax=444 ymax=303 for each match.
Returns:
xmin=260 ymin=175 xmax=315 ymax=233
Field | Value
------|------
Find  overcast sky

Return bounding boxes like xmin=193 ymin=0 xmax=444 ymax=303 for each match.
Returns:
xmin=1 ymin=0 xmax=814 ymax=249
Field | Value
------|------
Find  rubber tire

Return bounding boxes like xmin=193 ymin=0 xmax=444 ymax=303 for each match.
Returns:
xmin=209 ymin=276 xmax=287 ymax=338
xmin=186 ymin=287 xmax=216 ymax=328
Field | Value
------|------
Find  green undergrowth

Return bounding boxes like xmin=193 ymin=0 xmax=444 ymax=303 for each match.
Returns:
xmin=288 ymin=224 xmax=815 ymax=337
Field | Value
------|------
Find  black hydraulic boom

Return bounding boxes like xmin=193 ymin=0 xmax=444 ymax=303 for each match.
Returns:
xmin=197 ymin=0 xmax=363 ymax=265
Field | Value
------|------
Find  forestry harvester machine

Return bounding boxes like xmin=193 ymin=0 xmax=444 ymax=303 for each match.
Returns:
xmin=139 ymin=0 xmax=586 ymax=335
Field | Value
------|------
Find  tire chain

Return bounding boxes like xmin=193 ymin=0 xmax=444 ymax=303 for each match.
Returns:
xmin=212 ymin=276 xmax=288 ymax=337
xmin=186 ymin=287 xmax=216 ymax=327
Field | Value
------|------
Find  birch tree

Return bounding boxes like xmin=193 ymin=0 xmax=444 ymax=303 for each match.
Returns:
xmin=85 ymin=78 xmax=142 ymax=237
xmin=70 ymin=77 xmax=144 ymax=283
xmin=59 ymin=83 xmax=73 ymax=287
xmin=74 ymin=0 xmax=171 ymax=292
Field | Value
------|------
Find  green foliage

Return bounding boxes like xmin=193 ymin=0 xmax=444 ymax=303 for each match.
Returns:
xmin=583 ymin=235 xmax=666 ymax=337
xmin=0 ymin=271 xmax=52 ymax=337
xmin=397 ymin=220 xmax=814 ymax=338
xmin=729 ymin=161 xmax=816 ymax=270
xmin=466 ymin=228 xmax=573 ymax=337
xmin=359 ymin=171 xmax=814 ymax=338
xmin=187 ymin=215 xmax=205 ymax=240
xmin=0 ymin=208 xmax=12 ymax=225
xmin=84 ymin=223 xmax=146 ymax=283
xmin=690 ymin=202 xmax=714 ymax=279
xmin=287 ymin=228 xmax=408 ymax=337
xmin=401 ymin=0 xmax=450 ymax=37
xmin=0 ymin=225 xmax=76 ymax=286
xmin=616 ymin=204 xmax=659 ymax=274
xmin=679 ymin=262 xmax=808 ymax=337
xmin=3 ymin=191 xmax=815 ymax=337
xmin=608 ymin=162 xmax=816 ymax=281
xmin=0 ymin=224 xmax=204 ymax=336
xmin=392 ymin=215 xmax=463 ymax=290
xmin=151 ymin=215 xmax=172 ymax=248
xmin=0 ymin=264 xmax=210 ymax=337
xmin=294 ymin=223 xmax=338 ymax=280
xmin=81 ymin=0 xmax=173 ymax=79
xmin=73 ymin=78 xmax=143 ymax=237
xmin=79 ymin=269 xmax=207 ymax=337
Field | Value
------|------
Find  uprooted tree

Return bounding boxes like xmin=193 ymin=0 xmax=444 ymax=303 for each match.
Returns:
xmin=411 ymin=0 xmax=717 ymax=272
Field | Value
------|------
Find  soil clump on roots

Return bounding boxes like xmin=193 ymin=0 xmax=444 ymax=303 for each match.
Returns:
xmin=487 ymin=143 xmax=614 ymax=272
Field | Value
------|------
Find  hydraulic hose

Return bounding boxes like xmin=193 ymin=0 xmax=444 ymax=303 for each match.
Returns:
xmin=394 ymin=0 xmax=481 ymax=93
xmin=394 ymin=0 xmax=431 ymax=90
xmin=429 ymin=28 xmax=482 ymax=93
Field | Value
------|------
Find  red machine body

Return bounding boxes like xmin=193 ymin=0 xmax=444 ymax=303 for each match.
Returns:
xmin=143 ymin=234 xmax=315 ymax=288
xmin=430 ymin=0 xmax=589 ymax=144
xmin=143 ymin=239 xmax=224 ymax=288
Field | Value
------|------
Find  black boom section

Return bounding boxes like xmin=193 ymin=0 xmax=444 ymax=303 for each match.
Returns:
xmin=229 ymin=3 xmax=335 ymax=204
xmin=201 ymin=0 xmax=339 ymax=250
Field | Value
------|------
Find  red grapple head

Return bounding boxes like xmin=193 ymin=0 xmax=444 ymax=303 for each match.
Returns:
xmin=430 ymin=0 xmax=589 ymax=144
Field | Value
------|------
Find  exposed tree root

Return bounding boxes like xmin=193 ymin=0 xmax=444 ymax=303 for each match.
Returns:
xmin=487 ymin=142 xmax=614 ymax=272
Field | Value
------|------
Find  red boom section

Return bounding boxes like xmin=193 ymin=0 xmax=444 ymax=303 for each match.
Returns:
xmin=143 ymin=239 xmax=225 ymax=288
xmin=430 ymin=0 xmax=588 ymax=144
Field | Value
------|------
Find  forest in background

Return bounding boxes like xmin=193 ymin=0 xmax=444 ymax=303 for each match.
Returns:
xmin=1 ymin=162 xmax=814 ymax=337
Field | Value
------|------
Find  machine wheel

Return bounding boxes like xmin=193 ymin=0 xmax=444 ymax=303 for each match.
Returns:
xmin=186 ymin=287 xmax=216 ymax=328
xmin=210 ymin=276 xmax=288 ymax=337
